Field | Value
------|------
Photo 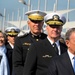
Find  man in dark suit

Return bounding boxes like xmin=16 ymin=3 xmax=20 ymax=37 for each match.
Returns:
xmin=5 ymin=27 xmax=20 ymax=75
xmin=48 ymin=28 xmax=75 ymax=75
xmin=23 ymin=12 xmax=67 ymax=75
xmin=12 ymin=10 xmax=47 ymax=75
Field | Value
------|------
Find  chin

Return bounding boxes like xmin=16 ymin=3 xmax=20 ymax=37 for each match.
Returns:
xmin=0 ymin=44 xmax=4 ymax=47
xmin=34 ymin=31 xmax=41 ymax=33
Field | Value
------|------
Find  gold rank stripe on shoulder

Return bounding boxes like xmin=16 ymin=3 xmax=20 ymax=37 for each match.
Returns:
xmin=23 ymin=42 xmax=31 ymax=45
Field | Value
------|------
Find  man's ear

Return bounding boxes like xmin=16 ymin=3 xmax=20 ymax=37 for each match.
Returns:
xmin=65 ymin=40 xmax=69 ymax=47
xmin=27 ymin=20 xmax=30 ymax=26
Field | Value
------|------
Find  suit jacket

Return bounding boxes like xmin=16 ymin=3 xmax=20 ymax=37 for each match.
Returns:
xmin=6 ymin=42 xmax=13 ymax=75
xmin=23 ymin=38 xmax=67 ymax=75
xmin=48 ymin=52 xmax=75 ymax=75
xmin=13 ymin=32 xmax=47 ymax=75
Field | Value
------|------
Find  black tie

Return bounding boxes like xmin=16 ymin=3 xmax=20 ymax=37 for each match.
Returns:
xmin=53 ymin=43 xmax=59 ymax=55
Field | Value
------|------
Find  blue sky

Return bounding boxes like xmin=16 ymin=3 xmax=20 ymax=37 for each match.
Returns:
xmin=0 ymin=0 xmax=75 ymax=21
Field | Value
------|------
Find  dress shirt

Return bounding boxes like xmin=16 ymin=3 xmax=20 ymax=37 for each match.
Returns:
xmin=47 ymin=37 xmax=61 ymax=55
xmin=68 ymin=50 xmax=74 ymax=67
xmin=8 ymin=41 xmax=14 ymax=49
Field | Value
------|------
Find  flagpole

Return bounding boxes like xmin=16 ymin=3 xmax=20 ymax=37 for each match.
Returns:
xmin=67 ymin=0 xmax=70 ymax=22
xmin=38 ymin=0 xmax=40 ymax=10
xmin=27 ymin=0 xmax=31 ymax=30
xmin=45 ymin=0 xmax=47 ymax=11
xmin=53 ymin=3 xmax=56 ymax=12
xmin=0 ymin=13 xmax=3 ymax=30
xmin=17 ymin=8 xmax=20 ymax=21
xmin=3 ymin=8 xmax=6 ymax=32
xmin=28 ymin=0 xmax=31 ymax=11
xmin=31 ymin=4 xmax=32 ymax=10
xmin=22 ymin=7 xmax=25 ymax=20
xmin=55 ymin=0 xmax=58 ymax=11
xmin=7 ymin=13 xmax=9 ymax=28
xmin=12 ymin=12 xmax=14 ymax=21
xmin=19 ymin=16 xmax=21 ymax=29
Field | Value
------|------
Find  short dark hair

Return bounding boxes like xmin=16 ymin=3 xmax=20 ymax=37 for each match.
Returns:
xmin=65 ymin=28 xmax=75 ymax=40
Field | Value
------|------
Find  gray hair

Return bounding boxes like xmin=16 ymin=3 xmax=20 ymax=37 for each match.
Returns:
xmin=65 ymin=28 xmax=75 ymax=40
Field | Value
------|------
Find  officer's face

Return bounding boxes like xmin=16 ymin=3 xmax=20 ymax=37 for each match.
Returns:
xmin=28 ymin=20 xmax=44 ymax=35
xmin=46 ymin=25 xmax=62 ymax=40
xmin=66 ymin=32 xmax=75 ymax=55
xmin=7 ymin=35 xmax=17 ymax=45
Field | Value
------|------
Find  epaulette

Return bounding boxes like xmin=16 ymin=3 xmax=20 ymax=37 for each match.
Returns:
xmin=18 ymin=32 xmax=29 ymax=37
xmin=23 ymin=33 xmax=29 ymax=37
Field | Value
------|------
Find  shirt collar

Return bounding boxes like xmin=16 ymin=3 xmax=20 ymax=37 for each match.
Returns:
xmin=30 ymin=32 xmax=41 ymax=38
xmin=47 ymin=36 xmax=59 ymax=46
xmin=68 ymin=50 xmax=74 ymax=60
xmin=8 ymin=41 xmax=14 ymax=49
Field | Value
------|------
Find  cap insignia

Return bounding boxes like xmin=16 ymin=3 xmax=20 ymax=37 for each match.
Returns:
xmin=53 ymin=15 xmax=59 ymax=21
xmin=11 ymin=29 xmax=15 ymax=32
xmin=37 ymin=11 xmax=39 ymax=14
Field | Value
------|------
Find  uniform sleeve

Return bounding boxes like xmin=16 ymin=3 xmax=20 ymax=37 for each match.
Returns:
xmin=23 ymin=43 xmax=37 ymax=75
xmin=12 ymin=37 xmax=23 ymax=75
xmin=47 ymin=58 xmax=57 ymax=75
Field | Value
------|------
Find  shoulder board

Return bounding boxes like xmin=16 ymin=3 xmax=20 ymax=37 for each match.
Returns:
xmin=18 ymin=32 xmax=29 ymax=37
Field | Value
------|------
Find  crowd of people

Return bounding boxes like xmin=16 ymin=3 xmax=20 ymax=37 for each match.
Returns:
xmin=0 ymin=9 xmax=75 ymax=75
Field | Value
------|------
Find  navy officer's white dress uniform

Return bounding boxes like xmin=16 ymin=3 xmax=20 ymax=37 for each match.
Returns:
xmin=23 ymin=12 xmax=67 ymax=75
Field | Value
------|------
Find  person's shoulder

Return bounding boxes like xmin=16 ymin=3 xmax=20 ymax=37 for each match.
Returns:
xmin=17 ymin=32 xmax=29 ymax=38
xmin=59 ymin=40 xmax=67 ymax=48
xmin=40 ymin=33 xmax=47 ymax=39
xmin=41 ymin=33 xmax=47 ymax=36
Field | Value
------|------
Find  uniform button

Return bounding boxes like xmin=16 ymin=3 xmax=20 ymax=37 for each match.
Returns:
xmin=36 ymin=39 xmax=39 ymax=41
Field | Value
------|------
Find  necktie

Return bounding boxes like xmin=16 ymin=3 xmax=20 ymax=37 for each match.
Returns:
xmin=53 ymin=43 xmax=59 ymax=55
xmin=73 ymin=56 xmax=75 ymax=72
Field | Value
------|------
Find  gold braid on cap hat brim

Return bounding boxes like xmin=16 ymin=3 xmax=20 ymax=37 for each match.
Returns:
xmin=28 ymin=14 xmax=44 ymax=20
xmin=46 ymin=20 xmax=64 ymax=25
xmin=7 ymin=32 xmax=18 ymax=36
